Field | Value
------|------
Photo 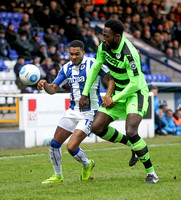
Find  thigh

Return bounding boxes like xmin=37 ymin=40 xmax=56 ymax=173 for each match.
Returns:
xmin=76 ymin=118 xmax=93 ymax=137
xmin=58 ymin=115 xmax=77 ymax=133
xmin=126 ymin=90 xmax=149 ymax=117
xmin=91 ymin=111 xmax=114 ymax=134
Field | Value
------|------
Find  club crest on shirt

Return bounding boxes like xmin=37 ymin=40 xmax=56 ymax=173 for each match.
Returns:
xmin=130 ymin=61 xmax=137 ymax=70
xmin=116 ymin=53 xmax=121 ymax=59
xmin=80 ymin=64 xmax=85 ymax=70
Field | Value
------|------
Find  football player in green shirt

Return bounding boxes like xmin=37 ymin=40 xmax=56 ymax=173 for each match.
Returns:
xmin=79 ymin=19 xmax=159 ymax=184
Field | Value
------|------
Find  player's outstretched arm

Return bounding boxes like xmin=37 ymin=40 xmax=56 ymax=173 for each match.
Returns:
xmin=37 ymin=80 xmax=60 ymax=94
xmin=79 ymin=95 xmax=89 ymax=111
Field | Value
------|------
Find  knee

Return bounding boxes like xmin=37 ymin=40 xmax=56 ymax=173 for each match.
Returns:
xmin=67 ymin=141 xmax=77 ymax=153
xmin=126 ymin=126 xmax=138 ymax=138
xmin=91 ymin=122 xmax=104 ymax=135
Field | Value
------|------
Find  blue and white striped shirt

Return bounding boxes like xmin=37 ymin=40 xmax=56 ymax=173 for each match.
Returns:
xmin=53 ymin=56 xmax=109 ymax=111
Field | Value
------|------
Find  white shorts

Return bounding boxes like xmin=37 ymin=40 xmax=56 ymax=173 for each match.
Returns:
xmin=58 ymin=109 xmax=96 ymax=136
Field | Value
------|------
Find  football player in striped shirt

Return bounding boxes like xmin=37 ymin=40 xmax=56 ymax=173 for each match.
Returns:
xmin=79 ymin=20 xmax=159 ymax=184
xmin=38 ymin=40 xmax=138 ymax=184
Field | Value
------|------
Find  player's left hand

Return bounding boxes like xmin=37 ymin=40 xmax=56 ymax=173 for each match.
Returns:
xmin=102 ymin=95 xmax=115 ymax=108
xmin=79 ymin=95 xmax=89 ymax=111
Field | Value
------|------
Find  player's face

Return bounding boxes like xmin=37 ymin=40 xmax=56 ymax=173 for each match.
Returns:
xmin=69 ymin=47 xmax=85 ymax=65
xmin=102 ymin=27 xmax=120 ymax=49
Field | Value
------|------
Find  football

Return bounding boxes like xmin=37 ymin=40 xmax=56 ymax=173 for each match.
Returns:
xmin=19 ymin=64 xmax=41 ymax=86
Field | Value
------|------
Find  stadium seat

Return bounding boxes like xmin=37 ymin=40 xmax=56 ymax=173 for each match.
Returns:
xmin=4 ymin=60 xmax=16 ymax=70
xmin=0 ymin=71 xmax=7 ymax=81
xmin=10 ymin=49 xmax=19 ymax=59
xmin=141 ymin=62 xmax=150 ymax=74
xmin=0 ymin=12 xmax=7 ymax=19
xmin=0 ymin=60 xmax=8 ymax=71
xmin=0 ymin=97 xmax=6 ymax=105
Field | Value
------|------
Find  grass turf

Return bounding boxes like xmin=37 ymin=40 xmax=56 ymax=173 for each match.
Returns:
xmin=0 ymin=135 xmax=180 ymax=200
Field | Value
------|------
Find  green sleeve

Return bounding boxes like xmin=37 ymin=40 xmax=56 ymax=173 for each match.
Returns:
xmin=112 ymin=75 xmax=142 ymax=102
xmin=82 ymin=45 xmax=105 ymax=96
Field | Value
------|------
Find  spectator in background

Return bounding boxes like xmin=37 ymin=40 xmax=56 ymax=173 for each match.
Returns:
xmin=165 ymin=47 xmax=173 ymax=57
xmin=57 ymin=27 xmax=67 ymax=45
xmin=64 ymin=15 xmax=81 ymax=42
xmin=14 ymin=31 xmax=33 ymax=61
xmin=142 ymin=30 xmax=153 ymax=46
xmin=30 ymin=33 xmax=43 ymax=57
xmin=43 ymin=27 xmax=59 ymax=47
xmin=14 ymin=56 xmax=25 ymax=76
xmin=5 ymin=23 xmax=18 ymax=49
xmin=161 ymin=109 xmax=176 ymax=135
xmin=0 ymin=29 xmax=11 ymax=60
xmin=57 ymin=43 xmax=67 ymax=58
xmin=49 ymin=0 xmax=64 ymax=26
xmin=18 ymin=21 xmax=32 ymax=40
xmin=14 ymin=56 xmax=27 ymax=93
xmin=26 ymin=6 xmax=38 ymax=27
xmin=150 ymin=32 xmax=163 ymax=51
xmin=173 ymin=109 xmax=181 ymax=135
xmin=48 ymin=45 xmax=57 ymax=59
xmin=38 ymin=42 xmax=49 ymax=62
xmin=46 ymin=67 xmax=57 ymax=83
xmin=133 ymin=30 xmax=141 ymax=39
xmin=173 ymin=109 xmax=181 ymax=125
xmin=79 ymin=28 xmax=97 ymax=53
xmin=41 ymin=57 xmax=54 ymax=74
xmin=37 ymin=6 xmax=51 ymax=30
xmin=32 ymin=56 xmax=46 ymax=79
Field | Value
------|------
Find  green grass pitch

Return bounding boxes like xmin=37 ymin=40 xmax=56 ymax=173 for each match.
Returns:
xmin=0 ymin=135 xmax=180 ymax=200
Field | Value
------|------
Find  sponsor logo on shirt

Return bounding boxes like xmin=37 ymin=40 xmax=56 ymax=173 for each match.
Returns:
xmin=67 ymin=76 xmax=85 ymax=84
xmin=104 ymin=54 xmax=119 ymax=67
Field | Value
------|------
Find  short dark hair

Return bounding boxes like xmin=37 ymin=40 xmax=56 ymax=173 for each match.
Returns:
xmin=150 ymin=86 xmax=158 ymax=91
xmin=105 ymin=19 xmax=124 ymax=35
xmin=69 ymin=40 xmax=84 ymax=51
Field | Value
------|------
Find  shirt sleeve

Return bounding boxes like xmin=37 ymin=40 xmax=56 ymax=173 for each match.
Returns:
xmin=82 ymin=44 xmax=105 ymax=96
xmin=98 ymin=64 xmax=109 ymax=78
xmin=53 ymin=67 xmax=68 ymax=87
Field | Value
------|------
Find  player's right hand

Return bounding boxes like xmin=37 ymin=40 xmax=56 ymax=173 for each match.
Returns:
xmin=79 ymin=95 xmax=89 ymax=111
xmin=37 ymin=80 xmax=47 ymax=90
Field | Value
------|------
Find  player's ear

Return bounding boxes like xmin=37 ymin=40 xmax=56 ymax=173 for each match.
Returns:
xmin=116 ymin=33 xmax=121 ymax=40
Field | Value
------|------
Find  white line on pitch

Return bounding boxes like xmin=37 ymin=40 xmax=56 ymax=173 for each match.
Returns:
xmin=0 ymin=142 xmax=180 ymax=160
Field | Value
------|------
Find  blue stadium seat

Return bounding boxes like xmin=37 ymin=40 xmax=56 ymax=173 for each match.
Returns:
xmin=10 ymin=49 xmax=19 ymax=59
xmin=6 ymin=12 xmax=13 ymax=20
xmin=25 ymin=61 xmax=31 ymax=64
xmin=1 ymin=19 xmax=9 ymax=27
xmin=0 ymin=12 xmax=7 ymax=20
xmin=141 ymin=62 xmax=150 ymax=74
xmin=0 ymin=60 xmax=8 ymax=72
xmin=145 ymin=74 xmax=171 ymax=83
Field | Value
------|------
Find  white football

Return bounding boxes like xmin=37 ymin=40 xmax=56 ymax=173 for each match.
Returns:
xmin=19 ymin=64 xmax=41 ymax=86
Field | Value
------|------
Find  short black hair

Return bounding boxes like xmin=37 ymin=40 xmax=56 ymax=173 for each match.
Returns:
xmin=69 ymin=40 xmax=84 ymax=51
xmin=105 ymin=19 xmax=124 ymax=35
